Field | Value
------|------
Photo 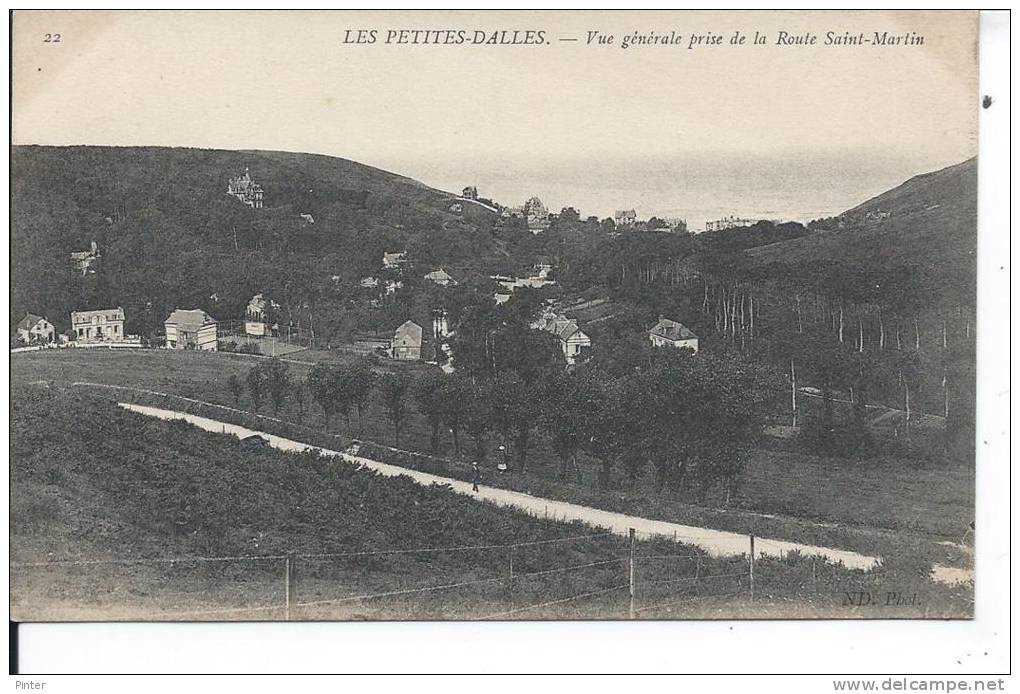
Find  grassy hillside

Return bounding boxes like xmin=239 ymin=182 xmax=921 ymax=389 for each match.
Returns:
xmin=744 ymin=158 xmax=976 ymax=309
xmin=12 ymin=350 xmax=975 ymax=567
xmin=10 ymin=382 xmax=972 ymax=620
xmin=10 ymin=145 xmax=504 ymax=337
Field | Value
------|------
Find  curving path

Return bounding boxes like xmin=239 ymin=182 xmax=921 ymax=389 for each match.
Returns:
xmin=120 ymin=402 xmax=880 ymax=571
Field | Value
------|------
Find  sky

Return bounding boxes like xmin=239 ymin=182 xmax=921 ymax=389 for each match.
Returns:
xmin=13 ymin=10 xmax=978 ymax=226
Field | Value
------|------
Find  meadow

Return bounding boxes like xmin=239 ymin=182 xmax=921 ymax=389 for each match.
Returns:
xmin=10 ymin=382 xmax=972 ymax=620
xmin=12 ymin=349 xmax=975 ymax=571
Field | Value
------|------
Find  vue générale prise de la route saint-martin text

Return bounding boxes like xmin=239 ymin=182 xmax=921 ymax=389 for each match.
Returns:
xmin=341 ymin=28 xmax=926 ymax=50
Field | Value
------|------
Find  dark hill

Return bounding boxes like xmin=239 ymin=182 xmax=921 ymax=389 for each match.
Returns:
xmin=10 ymin=145 xmax=501 ymax=334
xmin=743 ymin=158 xmax=977 ymax=309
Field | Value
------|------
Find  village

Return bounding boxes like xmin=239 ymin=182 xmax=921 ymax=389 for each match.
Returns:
xmin=9 ymin=149 xmax=977 ymax=629
xmin=13 ymin=169 xmax=706 ymax=373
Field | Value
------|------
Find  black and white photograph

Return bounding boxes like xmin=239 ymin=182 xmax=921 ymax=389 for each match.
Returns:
xmin=9 ymin=9 xmax=986 ymax=635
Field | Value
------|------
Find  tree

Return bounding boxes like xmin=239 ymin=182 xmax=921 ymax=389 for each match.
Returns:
xmin=463 ymin=378 xmax=493 ymax=463
xmin=486 ymin=371 xmax=520 ymax=469
xmin=306 ymin=363 xmax=338 ymax=429
xmin=246 ymin=365 xmax=266 ymax=416
xmin=413 ymin=370 xmax=447 ymax=453
xmin=345 ymin=359 xmax=377 ymax=424
xmin=227 ymin=373 xmax=243 ymax=407
xmin=379 ymin=372 xmax=410 ymax=447
xmin=437 ymin=376 xmax=468 ymax=455
xmin=539 ymin=369 xmax=597 ymax=480
xmin=262 ymin=358 xmax=290 ymax=416
xmin=294 ymin=380 xmax=306 ymax=420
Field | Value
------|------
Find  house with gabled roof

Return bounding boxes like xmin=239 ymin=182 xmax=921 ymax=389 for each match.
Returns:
xmin=165 ymin=309 xmax=218 ymax=351
xmin=424 ymin=268 xmax=457 ymax=287
xmin=648 ymin=317 xmax=698 ymax=353
xmin=71 ymin=307 xmax=125 ymax=343
xmin=531 ymin=311 xmax=591 ymax=365
xmin=16 ymin=313 xmax=55 ymax=344
xmin=391 ymin=320 xmax=423 ymax=361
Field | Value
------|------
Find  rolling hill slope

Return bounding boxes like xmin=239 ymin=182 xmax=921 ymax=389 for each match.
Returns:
xmin=10 ymin=145 xmax=500 ymax=335
xmin=745 ymin=157 xmax=977 ymax=308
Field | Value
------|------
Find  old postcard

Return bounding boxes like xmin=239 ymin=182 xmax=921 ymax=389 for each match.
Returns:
xmin=10 ymin=10 xmax=978 ymax=623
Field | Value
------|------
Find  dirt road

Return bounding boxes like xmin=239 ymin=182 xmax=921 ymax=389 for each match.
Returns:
xmin=120 ymin=402 xmax=880 ymax=571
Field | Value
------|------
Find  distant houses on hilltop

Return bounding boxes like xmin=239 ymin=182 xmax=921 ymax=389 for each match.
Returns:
xmin=499 ymin=195 xmax=550 ymax=233
xmin=614 ymin=209 xmax=637 ymax=227
xmin=705 ymin=216 xmax=766 ymax=232
xmin=226 ymin=167 xmax=264 ymax=209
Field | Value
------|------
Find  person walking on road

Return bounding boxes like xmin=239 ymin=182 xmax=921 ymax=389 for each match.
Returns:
xmin=472 ymin=461 xmax=481 ymax=493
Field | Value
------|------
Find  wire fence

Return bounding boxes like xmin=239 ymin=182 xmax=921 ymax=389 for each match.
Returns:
xmin=10 ymin=528 xmax=772 ymax=621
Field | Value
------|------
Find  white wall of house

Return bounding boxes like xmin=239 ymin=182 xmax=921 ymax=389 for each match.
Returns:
xmin=649 ymin=334 xmax=699 ymax=353
xmin=18 ymin=319 xmax=55 ymax=343
xmin=71 ymin=310 xmax=125 ymax=343
xmin=165 ymin=322 xmax=218 ymax=351
xmin=562 ymin=331 xmax=591 ymax=365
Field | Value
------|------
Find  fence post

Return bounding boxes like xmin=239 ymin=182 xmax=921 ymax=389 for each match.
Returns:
xmin=284 ymin=555 xmax=292 ymax=621
xmin=508 ymin=545 xmax=515 ymax=612
xmin=695 ymin=554 xmax=701 ymax=593
xmin=749 ymin=534 xmax=755 ymax=602
xmin=628 ymin=528 xmax=636 ymax=619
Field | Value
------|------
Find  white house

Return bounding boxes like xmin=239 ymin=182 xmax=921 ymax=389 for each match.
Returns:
xmin=16 ymin=313 xmax=55 ymax=344
xmin=245 ymin=293 xmax=279 ymax=337
xmin=165 ymin=309 xmax=218 ymax=351
xmin=70 ymin=240 xmax=100 ymax=276
xmin=648 ymin=317 xmax=699 ymax=352
xmin=532 ymin=312 xmax=591 ymax=365
xmin=71 ymin=307 xmax=125 ymax=343
xmin=391 ymin=320 xmax=423 ymax=361
xmin=382 ymin=251 xmax=408 ymax=270
xmin=614 ymin=209 xmax=637 ymax=227
xmin=424 ymin=268 xmax=457 ymax=286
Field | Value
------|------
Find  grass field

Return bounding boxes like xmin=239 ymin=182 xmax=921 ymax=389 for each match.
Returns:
xmin=10 ymin=384 xmax=973 ymax=620
xmin=11 ymin=349 xmax=975 ymax=568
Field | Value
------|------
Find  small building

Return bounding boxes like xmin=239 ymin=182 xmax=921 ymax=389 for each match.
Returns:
xmin=359 ymin=277 xmax=380 ymax=289
xmin=227 ymin=167 xmax=264 ymax=209
xmin=382 ymin=251 xmax=408 ymax=270
xmin=648 ymin=317 xmax=699 ymax=353
xmin=385 ymin=280 xmax=404 ymax=295
xmin=245 ymin=293 xmax=278 ymax=337
xmin=391 ymin=320 xmax=423 ymax=361
xmin=71 ymin=307 xmax=125 ymax=343
xmin=614 ymin=209 xmax=637 ymax=227
xmin=299 ymin=213 xmax=315 ymax=224
xmin=532 ymin=312 xmax=591 ymax=365
xmin=449 ymin=203 xmax=463 ymax=214
xmin=424 ymin=268 xmax=457 ymax=286
xmin=352 ymin=331 xmax=392 ymax=355
xmin=164 ymin=309 xmax=218 ymax=351
xmin=16 ymin=313 xmax=55 ymax=344
xmin=704 ymin=216 xmax=757 ymax=232
xmin=462 ymin=186 xmax=479 ymax=200
xmin=70 ymin=241 xmax=101 ymax=276
xmin=524 ymin=196 xmax=550 ymax=233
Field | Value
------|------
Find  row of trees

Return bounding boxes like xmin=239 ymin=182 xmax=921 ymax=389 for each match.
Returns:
xmin=226 ymin=346 xmax=783 ymax=504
